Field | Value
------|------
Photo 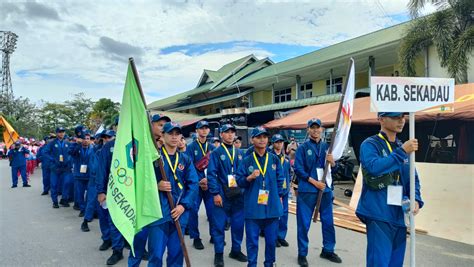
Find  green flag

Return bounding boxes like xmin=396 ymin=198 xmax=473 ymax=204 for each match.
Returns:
xmin=107 ymin=60 xmax=162 ymax=254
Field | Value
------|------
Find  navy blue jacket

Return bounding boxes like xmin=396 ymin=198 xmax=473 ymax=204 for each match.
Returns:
xmin=36 ymin=145 xmax=50 ymax=167
xmin=43 ymin=138 xmax=72 ymax=172
xmin=88 ymin=144 xmax=103 ymax=185
xmin=152 ymin=148 xmax=198 ymax=227
xmin=294 ymin=139 xmax=332 ymax=193
xmin=7 ymin=147 xmax=30 ymax=167
xmin=96 ymin=140 xmax=115 ymax=194
xmin=236 ymin=151 xmax=284 ymax=219
xmin=207 ymin=143 xmax=244 ymax=197
xmin=69 ymin=143 xmax=94 ymax=180
xmin=270 ymin=150 xmax=292 ymax=196
xmin=356 ymin=132 xmax=424 ymax=227
xmin=185 ymin=139 xmax=215 ymax=180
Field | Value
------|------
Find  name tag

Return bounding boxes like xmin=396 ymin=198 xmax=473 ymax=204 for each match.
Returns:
xmin=316 ymin=168 xmax=324 ymax=181
xmin=258 ymin=189 xmax=269 ymax=205
xmin=283 ymin=179 xmax=287 ymax=189
xmin=227 ymin=174 xmax=237 ymax=188
xmin=80 ymin=165 xmax=87 ymax=173
xmin=59 ymin=155 xmax=64 ymax=162
xmin=387 ymin=185 xmax=403 ymax=206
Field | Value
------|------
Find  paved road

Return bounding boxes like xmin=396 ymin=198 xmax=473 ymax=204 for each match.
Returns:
xmin=0 ymin=160 xmax=473 ymax=266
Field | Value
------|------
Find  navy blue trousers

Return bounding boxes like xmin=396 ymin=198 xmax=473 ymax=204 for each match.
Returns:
xmin=366 ymin=219 xmax=406 ymax=267
xmin=245 ymin=218 xmax=279 ymax=267
xmin=296 ymin=191 xmax=336 ymax=256
xmin=188 ymin=188 xmax=214 ymax=240
xmin=11 ymin=165 xmax=27 ymax=186
xmin=211 ymin=196 xmax=244 ymax=254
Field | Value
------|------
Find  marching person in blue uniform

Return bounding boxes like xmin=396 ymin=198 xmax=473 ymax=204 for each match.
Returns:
xmin=207 ymin=123 xmax=247 ymax=267
xmin=37 ymin=135 xmax=53 ymax=195
xmin=43 ymin=127 xmax=73 ymax=208
xmin=128 ymin=114 xmax=172 ymax=267
xmin=186 ymin=120 xmax=216 ymax=250
xmin=270 ymin=133 xmax=292 ymax=247
xmin=357 ymin=112 xmax=423 ymax=267
xmin=69 ymin=130 xmax=94 ymax=218
xmin=294 ymin=118 xmax=342 ymax=266
xmin=236 ymin=127 xmax=285 ymax=267
xmin=7 ymin=141 xmax=31 ymax=188
xmin=80 ymin=132 xmax=102 ymax=232
xmin=94 ymin=131 xmax=113 ymax=251
xmin=147 ymin=121 xmax=198 ymax=266
xmin=96 ymin=129 xmax=125 ymax=265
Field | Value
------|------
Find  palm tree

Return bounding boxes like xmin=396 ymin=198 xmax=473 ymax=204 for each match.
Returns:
xmin=399 ymin=0 xmax=474 ymax=83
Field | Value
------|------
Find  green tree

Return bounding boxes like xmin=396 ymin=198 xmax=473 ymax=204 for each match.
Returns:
xmin=399 ymin=0 xmax=474 ymax=83
xmin=38 ymin=102 xmax=74 ymax=137
xmin=65 ymin=93 xmax=94 ymax=129
xmin=89 ymin=98 xmax=120 ymax=131
xmin=1 ymin=96 xmax=41 ymax=138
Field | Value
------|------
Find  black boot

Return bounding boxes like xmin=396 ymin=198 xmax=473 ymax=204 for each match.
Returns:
xmin=229 ymin=250 xmax=247 ymax=262
xmin=106 ymin=250 xmax=123 ymax=265
xmin=278 ymin=239 xmax=289 ymax=247
xmin=52 ymin=203 xmax=59 ymax=209
xmin=81 ymin=221 xmax=90 ymax=232
xmin=99 ymin=240 xmax=112 ymax=251
xmin=214 ymin=253 xmax=224 ymax=267
xmin=298 ymin=255 xmax=308 ymax=267
xmin=41 ymin=191 xmax=48 ymax=195
xmin=78 ymin=211 xmax=85 ymax=217
xmin=59 ymin=199 xmax=70 ymax=207
xmin=320 ymin=250 xmax=342 ymax=263
xmin=193 ymin=238 xmax=204 ymax=250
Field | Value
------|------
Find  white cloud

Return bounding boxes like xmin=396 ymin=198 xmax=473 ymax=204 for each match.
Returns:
xmin=0 ymin=0 xmax=438 ymax=104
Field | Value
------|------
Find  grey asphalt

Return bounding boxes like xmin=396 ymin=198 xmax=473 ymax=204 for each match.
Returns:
xmin=0 ymin=160 xmax=473 ymax=266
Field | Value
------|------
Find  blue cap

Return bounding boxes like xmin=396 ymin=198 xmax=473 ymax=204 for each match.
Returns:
xmin=114 ymin=116 xmax=119 ymax=125
xmin=378 ymin=112 xmax=407 ymax=117
xmin=251 ymin=126 xmax=269 ymax=138
xmin=14 ymin=141 xmax=21 ymax=145
xmin=56 ymin=126 xmax=66 ymax=133
xmin=163 ymin=122 xmax=182 ymax=134
xmin=104 ymin=130 xmax=116 ymax=137
xmin=151 ymin=114 xmax=171 ymax=123
xmin=307 ymin=118 xmax=322 ymax=127
xmin=271 ymin=134 xmax=285 ymax=143
xmin=212 ymin=137 xmax=221 ymax=143
xmin=220 ymin=124 xmax=236 ymax=133
xmin=196 ymin=120 xmax=209 ymax=129
xmin=83 ymin=130 xmax=91 ymax=136
xmin=75 ymin=125 xmax=84 ymax=135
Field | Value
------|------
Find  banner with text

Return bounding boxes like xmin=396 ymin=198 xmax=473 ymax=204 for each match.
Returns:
xmin=370 ymin=77 xmax=455 ymax=112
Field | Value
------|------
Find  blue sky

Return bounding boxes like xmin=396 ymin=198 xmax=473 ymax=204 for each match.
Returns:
xmin=0 ymin=0 xmax=433 ymax=104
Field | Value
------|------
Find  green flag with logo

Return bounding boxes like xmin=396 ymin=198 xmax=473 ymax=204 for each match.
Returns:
xmin=107 ymin=59 xmax=162 ymax=255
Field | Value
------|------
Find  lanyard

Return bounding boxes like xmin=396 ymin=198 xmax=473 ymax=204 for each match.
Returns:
xmin=197 ymin=141 xmax=208 ymax=156
xmin=222 ymin=144 xmax=235 ymax=172
xmin=279 ymin=154 xmax=285 ymax=165
xmin=378 ymin=133 xmax=400 ymax=183
xmin=253 ymin=152 xmax=269 ymax=189
xmin=378 ymin=133 xmax=393 ymax=153
xmin=162 ymin=147 xmax=183 ymax=190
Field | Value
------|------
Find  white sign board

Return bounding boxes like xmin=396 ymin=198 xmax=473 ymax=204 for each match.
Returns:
xmin=370 ymin=77 xmax=455 ymax=112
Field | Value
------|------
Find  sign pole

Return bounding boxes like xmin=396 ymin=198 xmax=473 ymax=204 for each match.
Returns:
xmin=409 ymin=112 xmax=416 ymax=267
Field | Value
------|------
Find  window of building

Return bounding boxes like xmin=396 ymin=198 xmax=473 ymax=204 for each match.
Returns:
xmin=274 ymin=88 xmax=292 ymax=103
xmin=326 ymin=77 xmax=343 ymax=93
xmin=299 ymin=83 xmax=313 ymax=99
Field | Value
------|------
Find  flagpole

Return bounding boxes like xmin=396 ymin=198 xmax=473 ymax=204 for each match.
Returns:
xmin=129 ymin=58 xmax=191 ymax=267
xmin=312 ymin=58 xmax=353 ymax=223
